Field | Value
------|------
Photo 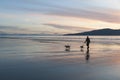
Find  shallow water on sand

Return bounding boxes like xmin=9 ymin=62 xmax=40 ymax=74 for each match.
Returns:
xmin=0 ymin=36 xmax=120 ymax=80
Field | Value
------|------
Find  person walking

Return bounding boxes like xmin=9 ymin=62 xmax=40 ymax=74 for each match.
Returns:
xmin=84 ymin=36 xmax=90 ymax=49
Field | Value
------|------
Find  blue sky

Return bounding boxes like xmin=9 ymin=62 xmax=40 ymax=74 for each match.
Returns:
xmin=0 ymin=0 xmax=120 ymax=34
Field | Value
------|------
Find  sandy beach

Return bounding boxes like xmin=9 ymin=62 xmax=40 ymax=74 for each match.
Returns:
xmin=0 ymin=36 xmax=120 ymax=80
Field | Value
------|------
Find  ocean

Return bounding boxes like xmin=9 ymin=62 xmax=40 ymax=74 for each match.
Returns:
xmin=0 ymin=36 xmax=120 ymax=80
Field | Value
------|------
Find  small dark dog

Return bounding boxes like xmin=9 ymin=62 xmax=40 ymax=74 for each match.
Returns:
xmin=80 ymin=46 xmax=84 ymax=48
xmin=80 ymin=45 xmax=84 ymax=52
xmin=65 ymin=45 xmax=70 ymax=51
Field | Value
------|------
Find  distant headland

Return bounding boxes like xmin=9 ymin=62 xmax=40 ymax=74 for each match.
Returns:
xmin=64 ymin=28 xmax=120 ymax=36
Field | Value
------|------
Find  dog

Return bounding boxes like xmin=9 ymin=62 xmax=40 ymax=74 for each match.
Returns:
xmin=65 ymin=45 xmax=70 ymax=51
xmin=80 ymin=45 xmax=84 ymax=48
xmin=80 ymin=45 xmax=84 ymax=52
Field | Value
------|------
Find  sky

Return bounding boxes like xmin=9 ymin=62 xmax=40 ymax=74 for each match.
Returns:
xmin=0 ymin=0 xmax=120 ymax=34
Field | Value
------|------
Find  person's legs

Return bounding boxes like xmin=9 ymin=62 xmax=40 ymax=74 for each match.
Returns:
xmin=87 ymin=43 xmax=89 ymax=49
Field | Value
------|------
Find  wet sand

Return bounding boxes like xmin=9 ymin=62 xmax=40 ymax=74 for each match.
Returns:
xmin=0 ymin=36 xmax=120 ymax=80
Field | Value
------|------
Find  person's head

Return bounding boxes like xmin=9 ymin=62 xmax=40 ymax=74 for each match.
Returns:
xmin=87 ymin=36 xmax=89 ymax=38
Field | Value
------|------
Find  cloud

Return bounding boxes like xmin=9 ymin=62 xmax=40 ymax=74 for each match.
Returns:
xmin=0 ymin=25 xmax=26 ymax=30
xmin=16 ymin=1 xmax=120 ymax=23
xmin=46 ymin=7 xmax=120 ymax=24
xmin=0 ymin=25 xmax=32 ymax=34
xmin=1 ymin=0 xmax=120 ymax=24
xmin=43 ymin=23 xmax=94 ymax=33
xmin=1 ymin=0 xmax=120 ymax=33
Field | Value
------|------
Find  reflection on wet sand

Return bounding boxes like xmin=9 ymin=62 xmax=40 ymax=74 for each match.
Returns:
xmin=80 ymin=46 xmax=90 ymax=62
xmin=0 ymin=36 xmax=120 ymax=80
xmin=86 ymin=48 xmax=90 ymax=62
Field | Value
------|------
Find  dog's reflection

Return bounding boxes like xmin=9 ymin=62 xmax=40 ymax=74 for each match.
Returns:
xmin=85 ymin=48 xmax=90 ymax=61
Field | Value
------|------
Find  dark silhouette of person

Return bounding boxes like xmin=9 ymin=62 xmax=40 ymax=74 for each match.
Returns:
xmin=84 ymin=36 xmax=90 ymax=49
xmin=86 ymin=48 xmax=90 ymax=61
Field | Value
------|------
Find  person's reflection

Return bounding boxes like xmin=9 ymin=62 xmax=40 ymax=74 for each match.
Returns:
xmin=86 ymin=48 xmax=90 ymax=61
